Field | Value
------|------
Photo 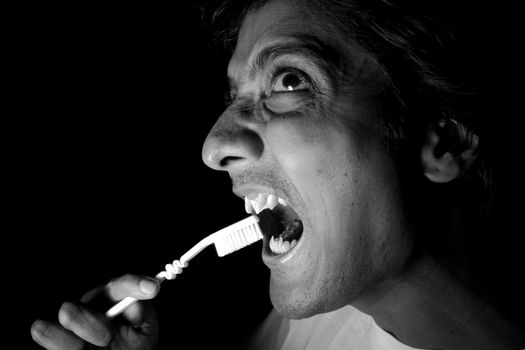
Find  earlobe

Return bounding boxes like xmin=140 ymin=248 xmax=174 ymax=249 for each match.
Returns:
xmin=420 ymin=121 xmax=479 ymax=183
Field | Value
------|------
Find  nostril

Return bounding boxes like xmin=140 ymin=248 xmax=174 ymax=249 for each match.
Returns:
xmin=202 ymin=121 xmax=264 ymax=171
xmin=219 ymin=156 xmax=244 ymax=168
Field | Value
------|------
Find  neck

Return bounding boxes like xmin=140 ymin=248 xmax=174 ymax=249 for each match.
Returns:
xmin=352 ymin=254 xmax=525 ymax=349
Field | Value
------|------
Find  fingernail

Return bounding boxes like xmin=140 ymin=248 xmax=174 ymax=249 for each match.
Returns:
xmin=139 ymin=278 xmax=157 ymax=295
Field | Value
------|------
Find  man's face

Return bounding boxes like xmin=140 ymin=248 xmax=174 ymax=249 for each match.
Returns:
xmin=202 ymin=0 xmax=413 ymax=319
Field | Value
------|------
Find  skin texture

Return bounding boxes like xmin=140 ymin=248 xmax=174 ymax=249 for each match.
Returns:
xmin=31 ymin=274 xmax=159 ymax=350
xmin=202 ymin=0 xmax=413 ymax=319
xmin=32 ymin=0 xmax=525 ymax=349
xmin=202 ymin=0 xmax=525 ymax=349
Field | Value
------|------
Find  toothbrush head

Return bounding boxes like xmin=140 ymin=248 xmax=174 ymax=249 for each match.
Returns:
xmin=213 ymin=215 xmax=263 ymax=257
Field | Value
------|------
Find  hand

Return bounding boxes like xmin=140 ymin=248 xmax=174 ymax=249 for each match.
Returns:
xmin=31 ymin=274 xmax=160 ymax=350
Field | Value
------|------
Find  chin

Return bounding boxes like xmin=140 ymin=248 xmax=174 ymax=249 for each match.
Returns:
xmin=269 ymin=280 xmax=338 ymax=319
xmin=268 ymin=269 xmax=364 ymax=320
xmin=271 ymin=298 xmax=318 ymax=320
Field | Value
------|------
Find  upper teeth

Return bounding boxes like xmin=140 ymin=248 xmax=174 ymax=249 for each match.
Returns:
xmin=244 ymin=193 xmax=287 ymax=214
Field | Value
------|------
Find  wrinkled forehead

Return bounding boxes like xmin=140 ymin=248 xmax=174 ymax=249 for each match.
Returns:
xmin=227 ymin=0 xmax=378 ymax=91
xmin=228 ymin=0 xmax=329 ymax=78
xmin=232 ymin=0 xmax=299 ymax=60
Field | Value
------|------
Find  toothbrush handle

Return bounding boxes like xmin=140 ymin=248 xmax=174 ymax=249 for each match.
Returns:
xmin=105 ymin=239 xmax=208 ymax=319
xmin=106 ymin=296 xmax=137 ymax=319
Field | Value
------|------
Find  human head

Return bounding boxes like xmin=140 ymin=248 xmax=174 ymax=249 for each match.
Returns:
xmin=206 ymin=0 xmax=491 ymax=212
xmin=201 ymin=0 xmax=487 ymax=318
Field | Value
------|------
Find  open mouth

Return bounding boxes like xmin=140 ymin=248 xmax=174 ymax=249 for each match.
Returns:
xmin=244 ymin=194 xmax=304 ymax=256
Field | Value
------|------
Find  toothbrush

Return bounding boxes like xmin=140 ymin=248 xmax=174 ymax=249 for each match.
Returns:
xmin=105 ymin=214 xmax=262 ymax=318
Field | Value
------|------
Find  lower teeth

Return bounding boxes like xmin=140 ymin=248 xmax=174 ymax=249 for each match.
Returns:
xmin=269 ymin=236 xmax=298 ymax=255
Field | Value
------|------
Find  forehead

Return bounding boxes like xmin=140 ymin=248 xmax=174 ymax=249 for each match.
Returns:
xmin=229 ymin=0 xmax=330 ymax=78
xmin=227 ymin=0 xmax=380 ymax=84
xmin=227 ymin=0 xmax=384 ymax=99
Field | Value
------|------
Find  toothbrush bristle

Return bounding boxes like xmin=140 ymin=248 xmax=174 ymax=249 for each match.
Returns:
xmin=215 ymin=222 xmax=263 ymax=257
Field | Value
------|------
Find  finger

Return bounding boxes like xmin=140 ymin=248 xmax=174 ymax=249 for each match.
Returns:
xmin=80 ymin=286 xmax=115 ymax=313
xmin=106 ymin=274 xmax=159 ymax=302
xmin=117 ymin=299 xmax=158 ymax=331
xmin=122 ymin=301 xmax=143 ymax=324
xmin=31 ymin=319 xmax=84 ymax=350
xmin=58 ymin=301 xmax=114 ymax=347
xmin=80 ymin=285 xmax=105 ymax=304
xmin=117 ymin=302 xmax=159 ymax=345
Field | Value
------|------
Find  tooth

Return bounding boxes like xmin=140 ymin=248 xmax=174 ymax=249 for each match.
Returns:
xmin=272 ymin=236 xmax=280 ymax=254
xmin=270 ymin=234 xmax=296 ymax=255
xmin=276 ymin=241 xmax=282 ymax=254
xmin=244 ymin=197 xmax=253 ymax=214
xmin=282 ymin=240 xmax=291 ymax=253
xmin=254 ymin=193 xmax=262 ymax=214
xmin=267 ymin=194 xmax=278 ymax=210
xmin=277 ymin=197 xmax=288 ymax=206
xmin=255 ymin=193 xmax=269 ymax=214
xmin=250 ymin=199 xmax=258 ymax=213
xmin=278 ymin=236 xmax=284 ymax=253
xmin=270 ymin=236 xmax=278 ymax=254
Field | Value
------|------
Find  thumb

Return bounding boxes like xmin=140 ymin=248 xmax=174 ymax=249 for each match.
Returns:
xmin=106 ymin=274 xmax=160 ymax=302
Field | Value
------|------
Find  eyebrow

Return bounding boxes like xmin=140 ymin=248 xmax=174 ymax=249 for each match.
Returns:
xmin=250 ymin=35 xmax=342 ymax=81
xmin=227 ymin=35 xmax=342 ymax=92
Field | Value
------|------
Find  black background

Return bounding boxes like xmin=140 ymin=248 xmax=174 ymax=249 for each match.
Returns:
xmin=7 ymin=2 xmax=524 ymax=349
xmin=10 ymin=3 xmax=271 ymax=349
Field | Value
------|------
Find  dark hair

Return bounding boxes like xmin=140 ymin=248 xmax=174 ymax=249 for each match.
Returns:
xmin=201 ymin=0 xmax=493 ymax=216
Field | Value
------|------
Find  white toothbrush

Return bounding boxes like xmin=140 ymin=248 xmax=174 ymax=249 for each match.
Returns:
xmin=105 ymin=215 xmax=262 ymax=318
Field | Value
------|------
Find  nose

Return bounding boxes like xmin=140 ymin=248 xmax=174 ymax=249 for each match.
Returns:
xmin=202 ymin=109 xmax=264 ymax=172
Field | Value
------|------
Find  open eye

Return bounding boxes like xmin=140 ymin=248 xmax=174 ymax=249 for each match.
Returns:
xmin=271 ymin=69 xmax=312 ymax=93
xmin=265 ymin=69 xmax=315 ymax=114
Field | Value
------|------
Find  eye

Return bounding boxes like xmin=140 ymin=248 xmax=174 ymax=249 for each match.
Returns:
xmin=265 ymin=69 xmax=315 ymax=114
xmin=271 ymin=70 xmax=311 ymax=93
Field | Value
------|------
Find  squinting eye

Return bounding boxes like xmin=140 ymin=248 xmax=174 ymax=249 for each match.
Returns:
xmin=272 ymin=71 xmax=311 ymax=92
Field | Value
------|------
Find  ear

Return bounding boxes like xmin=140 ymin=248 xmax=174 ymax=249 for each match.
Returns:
xmin=421 ymin=120 xmax=479 ymax=183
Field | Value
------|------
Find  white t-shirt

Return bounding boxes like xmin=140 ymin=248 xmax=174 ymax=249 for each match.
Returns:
xmin=248 ymin=305 xmax=426 ymax=350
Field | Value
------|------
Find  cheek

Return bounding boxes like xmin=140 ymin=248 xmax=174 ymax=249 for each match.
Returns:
xmin=265 ymin=117 xmax=350 ymax=186
xmin=265 ymin=117 xmax=362 ymax=226
xmin=264 ymin=115 xmax=396 ymax=241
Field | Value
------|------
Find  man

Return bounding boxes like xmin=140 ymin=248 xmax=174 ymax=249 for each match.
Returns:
xmin=31 ymin=0 xmax=525 ymax=349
